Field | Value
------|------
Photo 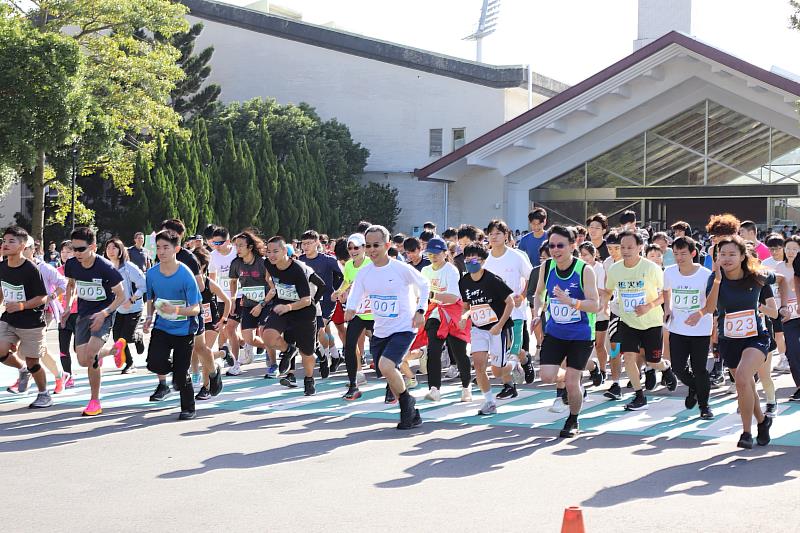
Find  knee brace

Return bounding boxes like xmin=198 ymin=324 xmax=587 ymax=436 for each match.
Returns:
xmin=28 ymin=363 xmax=42 ymax=374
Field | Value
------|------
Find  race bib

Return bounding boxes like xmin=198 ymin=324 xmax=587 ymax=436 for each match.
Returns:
xmin=356 ymin=296 xmax=372 ymax=315
xmin=470 ymin=304 xmax=498 ymax=327
xmin=786 ymin=298 xmax=800 ymax=321
xmin=621 ymin=291 xmax=646 ymax=314
xmin=241 ymin=285 xmax=266 ymax=303
xmin=1 ymin=282 xmax=25 ymax=303
xmin=218 ymin=276 xmax=231 ymax=293
xmin=275 ymin=283 xmax=299 ymax=302
xmin=155 ymin=298 xmax=187 ymax=322
xmin=549 ymin=301 xmax=580 ymax=324
xmin=672 ymin=289 xmax=701 ymax=312
xmin=202 ymin=303 xmax=212 ymax=324
xmin=369 ymin=295 xmax=398 ymax=318
xmin=76 ymin=280 xmax=106 ymax=301
xmin=724 ymin=309 xmax=758 ymax=338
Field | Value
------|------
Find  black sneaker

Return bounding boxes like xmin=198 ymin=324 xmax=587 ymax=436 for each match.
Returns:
xmin=209 ymin=367 xmax=223 ymax=397
xmin=789 ymin=388 xmax=800 ymax=401
xmin=664 ymin=368 xmax=678 ymax=392
xmin=134 ymin=332 xmax=145 ymax=355
xmin=304 ymin=376 xmax=316 ymax=396
xmin=495 ymin=383 xmax=518 ymax=400
xmin=559 ymin=416 xmax=580 ymax=438
xmin=397 ymin=393 xmax=422 ymax=430
xmin=522 ymin=356 xmax=536 ymax=384
xmin=699 ymin=406 xmax=714 ymax=419
xmin=756 ymin=416 xmax=772 ymax=446
xmin=590 ymin=365 xmax=604 ymax=387
xmin=195 ymin=386 xmax=211 ymax=401
xmin=737 ymin=432 xmax=753 ymax=449
xmin=149 ymin=383 xmax=171 ymax=402
xmin=221 ymin=346 xmax=235 ymax=368
xmin=625 ymin=380 xmax=633 ymax=389
xmin=319 ymin=352 xmax=330 ymax=379
xmin=710 ymin=371 xmax=725 ymax=388
xmin=280 ymin=374 xmax=298 ymax=388
xmin=278 ymin=344 xmax=298 ymax=375
xmin=343 ymin=385 xmax=362 ymax=401
xmin=685 ymin=388 xmax=698 ymax=410
xmin=384 ymin=386 xmax=397 ymax=404
xmin=624 ymin=392 xmax=647 ymax=411
xmin=765 ymin=403 xmax=777 ymax=417
xmin=330 ymin=356 xmax=342 ymax=373
xmin=604 ymin=382 xmax=622 ymax=401
xmin=644 ymin=369 xmax=657 ymax=391
xmin=178 ymin=410 xmax=197 ymax=420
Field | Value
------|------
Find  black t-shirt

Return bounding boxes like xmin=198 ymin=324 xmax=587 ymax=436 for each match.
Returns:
xmin=0 ymin=259 xmax=47 ymax=328
xmin=452 ymin=253 xmax=466 ymax=275
xmin=459 ymin=269 xmax=513 ymax=331
xmin=128 ymin=246 xmax=147 ymax=271
xmin=177 ymin=248 xmax=200 ymax=275
xmin=411 ymin=257 xmax=431 ymax=272
xmin=595 ymin=240 xmax=610 ymax=261
xmin=229 ymin=256 xmax=268 ymax=308
xmin=266 ymin=260 xmax=314 ymax=320
xmin=64 ymin=255 xmax=124 ymax=317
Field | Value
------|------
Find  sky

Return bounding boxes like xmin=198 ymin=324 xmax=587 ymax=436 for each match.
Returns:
xmin=225 ymin=0 xmax=800 ymax=86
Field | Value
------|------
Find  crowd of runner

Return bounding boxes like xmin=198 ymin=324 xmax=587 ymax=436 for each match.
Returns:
xmin=2 ymin=208 xmax=798 ymax=448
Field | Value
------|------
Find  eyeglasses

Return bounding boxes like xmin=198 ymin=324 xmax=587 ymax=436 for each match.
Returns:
xmin=548 ymin=243 xmax=567 ymax=249
xmin=347 ymin=246 xmax=361 ymax=251
xmin=211 ymin=241 xmax=224 ymax=246
xmin=73 ymin=246 xmax=88 ymax=253
xmin=364 ymin=243 xmax=385 ymax=249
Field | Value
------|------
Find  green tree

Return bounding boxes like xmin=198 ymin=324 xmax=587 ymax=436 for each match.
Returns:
xmin=235 ymin=140 xmax=261 ymax=231
xmin=211 ymin=164 xmax=232 ymax=229
xmin=253 ymin=119 xmax=280 ymax=236
xmin=167 ymin=22 xmax=221 ymax=119
xmin=356 ymin=182 xmax=401 ymax=231
xmin=189 ymin=121 xmax=214 ymax=229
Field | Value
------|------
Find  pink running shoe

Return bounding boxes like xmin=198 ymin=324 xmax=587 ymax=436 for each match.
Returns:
xmin=54 ymin=376 xmax=65 ymax=394
xmin=112 ymin=339 xmax=127 ymax=369
xmin=64 ymin=375 xmax=75 ymax=389
xmin=82 ymin=398 xmax=102 ymax=416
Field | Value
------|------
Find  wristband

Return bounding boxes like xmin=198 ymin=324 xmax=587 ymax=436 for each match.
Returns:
xmin=575 ymin=300 xmax=582 ymax=311
xmin=18 ymin=302 xmax=24 ymax=312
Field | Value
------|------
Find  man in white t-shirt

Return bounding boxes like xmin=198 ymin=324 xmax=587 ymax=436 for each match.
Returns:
xmin=345 ymin=225 xmax=429 ymax=430
xmin=208 ymin=227 xmax=240 ymax=365
xmin=484 ymin=219 xmax=534 ymax=397
xmin=663 ymin=236 xmax=714 ymax=420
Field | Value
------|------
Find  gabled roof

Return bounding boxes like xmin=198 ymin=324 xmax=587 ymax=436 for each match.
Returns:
xmin=414 ymin=31 xmax=800 ymax=179
xmin=180 ymin=0 xmax=569 ymax=95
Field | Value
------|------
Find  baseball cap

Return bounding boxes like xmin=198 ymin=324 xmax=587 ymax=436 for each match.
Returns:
xmin=347 ymin=233 xmax=366 ymax=247
xmin=426 ymin=237 xmax=448 ymax=254
xmin=25 ymin=236 xmax=34 ymax=248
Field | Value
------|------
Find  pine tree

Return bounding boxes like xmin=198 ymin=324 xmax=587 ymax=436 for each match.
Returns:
xmin=189 ymin=121 xmax=213 ymax=228
xmin=129 ymin=151 xmax=152 ymax=233
xmin=167 ymin=22 xmax=221 ymax=119
xmin=173 ymin=158 xmax=199 ymax=234
xmin=211 ymin=163 xmax=231 ymax=228
xmin=236 ymin=140 xmax=261 ymax=230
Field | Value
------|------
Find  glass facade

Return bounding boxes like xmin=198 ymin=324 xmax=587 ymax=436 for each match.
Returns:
xmin=532 ymin=100 xmax=800 ymax=227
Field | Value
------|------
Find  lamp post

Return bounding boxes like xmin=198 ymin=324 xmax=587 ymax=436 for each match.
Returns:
xmin=70 ymin=143 xmax=78 ymax=232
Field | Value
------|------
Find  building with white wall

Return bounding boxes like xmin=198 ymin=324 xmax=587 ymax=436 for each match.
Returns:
xmin=181 ymin=0 xmax=568 ymax=234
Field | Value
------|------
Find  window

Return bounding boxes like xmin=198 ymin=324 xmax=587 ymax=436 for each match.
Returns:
xmin=429 ymin=129 xmax=443 ymax=157
xmin=453 ymin=128 xmax=466 ymax=151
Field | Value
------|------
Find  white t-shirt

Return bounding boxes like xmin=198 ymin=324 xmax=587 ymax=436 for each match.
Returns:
xmin=603 ymin=256 xmax=620 ymax=316
xmin=776 ymin=261 xmax=794 ymax=314
xmin=421 ymin=262 xmax=461 ymax=321
xmin=591 ymin=261 xmax=609 ymax=321
xmin=209 ymin=247 xmax=238 ymax=295
xmin=346 ymin=259 xmax=430 ymax=338
xmin=761 ymin=257 xmax=782 ymax=307
xmin=663 ymin=264 xmax=713 ymax=336
xmin=484 ymin=247 xmax=533 ymax=320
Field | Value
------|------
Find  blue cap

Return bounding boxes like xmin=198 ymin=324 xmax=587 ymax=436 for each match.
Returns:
xmin=426 ymin=237 xmax=448 ymax=254
xmin=287 ymin=244 xmax=294 ymax=257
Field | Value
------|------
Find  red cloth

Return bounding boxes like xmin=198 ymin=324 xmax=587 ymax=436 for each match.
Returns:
xmin=410 ymin=301 xmax=470 ymax=351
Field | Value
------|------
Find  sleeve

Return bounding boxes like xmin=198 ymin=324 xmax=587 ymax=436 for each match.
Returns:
xmin=129 ymin=264 xmax=147 ymax=299
xmin=596 ymin=264 xmax=606 ymax=289
xmin=402 ymin=262 xmax=430 ymax=309
xmin=229 ymin=259 xmax=240 ymax=279
xmin=444 ymin=266 xmax=461 ymax=297
xmin=705 ymin=273 xmax=715 ymax=296
xmin=309 ymin=272 xmax=326 ymax=303
xmin=330 ymin=258 xmax=344 ymax=289
xmin=293 ymin=264 xmax=311 ymax=299
xmin=64 ymin=259 xmax=73 ymax=280
xmin=653 ymin=263 xmax=664 ymax=291
xmin=518 ymin=251 xmax=533 ymax=280
xmin=345 ymin=268 xmax=366 ymax=312
xmin=663 ymin=268 xmax=672 ymax=291
xmin=184 ymin=252 xmax=200 ymax=275
xmin=146 ymin=271 xmax=155 ymax=301
xmin=184 ymin=269 xmax=201 ymax=306
xmin=458 ymin=277 xmax=467 ymax=301
xmin=28 ymin=264 xmax=47 ymax=298
xmin=493 ymin=273 xmax=514 ymax=300
xmin=605 ymin=265 xmax=615 ymax=292
xmin=765 ymin=271 xmax=777 ymax=286
xmin=760 ymin=283 xmax=773 ymax=304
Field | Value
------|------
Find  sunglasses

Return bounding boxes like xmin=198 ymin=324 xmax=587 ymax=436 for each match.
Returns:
xmin=73 ymin=246 xmax=89 ymax=253
xmin=466 ymin=258 xmax=481 ymax=264
xmin=211 ymin=241 xmax=225 ymax=246
xmin=548 ymin=243 xmax=567 ymax=249
xmin=347 ymin=246 xmax=361 ymax=251
xmin=364 ymin=243 xmax=384 ymax=249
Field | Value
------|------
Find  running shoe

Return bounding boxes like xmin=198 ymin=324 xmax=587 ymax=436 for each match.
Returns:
xmin=775 ymin=354 xmax=790 ymax=373
xmin=461 ymin=387 xmax=472 ymax=403
xmin=278 ymin=344 xmax=298 ymax=375
xmin=511 ymin=363 xmax=525 ymax=385
xmin=243 ymin=344 xmax=254 ymax=365
xmin=549 ymin=396 xmax=568 ymax=413
xmin=495 ymin=383 xmax=518 ymax=399
xmin=624 ymin=392 xmax=648 ymax=411
xmin=263 ymin=363 xmax=279 ymax=379
xmin=603 ymin=382 xmax=622 ymax=401
xmin=756 ymin=416 xmax=772 ymax=446
xmin=54 ymin=373 xmax=68 ymax=394
xmin=644 ymin=369 xmax=656 ymax=391
xmin=64 ymin=375 xmax=75 ymax=389
xmin=477 ymin=400 xmax=497 ymax=415
xmin=709 ymin=371 xmax=725 ymax=388
xmin=384 ymin=386 xmax=396 ymax=404
xmin=589 ymin=364 xmax=604 ymax=387
xmin=209 ymin=367 xmax=223 ymax=396
xmin=737 ymin=432 xmax=753 ymax=449
xmin=226 ymin=363 xmax=242 ymax=376
xmin=319 ymin=352 xmax=330 ymax=379
xmin=29 ymin=391 xmax=53 ymax=409
xmin=8 ymin=368 xmax=30 ymax=394
xmin=304 ymin=376 xmax=316 ymax=396
xmin=522 ymin=356 xmax=536 ymax=384
xmin=726 ymin=382 xmax=737 ymax=395
xmin=765 ymin=403 xmax=777 ymax=418
xmin=404 ymin=376 xmax=418 ymax=389
xmin=685 ymin=388 xmax=698 ymax=410
xmin=149 ymin=383 xmax=171 ymax=402
xmin=699 ymin=406 xmax=714 ymax=420
xmin=343 ymin=385 xmax=362 ymax=401
xmin=397 ymin=393 xmax=422 ymax=430
xmin=195 ymin=386 xmax=211 ymax=401
xmin=112 ymin=338 xmax=127 ymax=369
xmin=220 ymin=346 xmax=235 ymax=368
xmin=789 ymin=388 xmax=800 ymax=402
xmin=559 ymin=416 xmax=579 ymax=438
xmin=663 ymin=367 xmax=678 ymax=392
xmin=82 ymin=398 xmax=102 ymax=416
xmin=121 ymin=365 xmax=136 ymax=374
xmin=356 ymin=371 xmax=367 ymax=386
xmin=329 ymin=355 xmax=342 ymax=373
xmin=178 ymin=410 xmax=196 ymax=420
xmin=279 ymin=374 xmax=298 ymax=388
xmin=425 ymin=386 xmax=441 ymax=402
xmin=134 ymin=331 xmax=145 ymax=355
xmin=445 ymin=364 xmax=459 ymax=379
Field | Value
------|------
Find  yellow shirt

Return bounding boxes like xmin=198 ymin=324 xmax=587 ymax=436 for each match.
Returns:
xmin=606 ymin=257 xmax=664 ymax=330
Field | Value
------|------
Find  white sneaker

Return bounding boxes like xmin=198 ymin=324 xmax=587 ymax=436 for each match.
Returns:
xmin=549 ymin=396 xmax=568 ymax=413
xmin=776 ymin=354 xmax=790 ymax=373
xmin=726 ymin=383 xmax=737 ymax=395
xmin=419 ymin=351 xmax=428 ymax=374
xmin=243 ymin=345 xmax=254 ymax=365
xmin=511 ymin=363 xmax=525 ymax=385
xmin=356 ymin=371 xmax=367 ymax=386
xmin=478 ymin=400 xmax=497 ymax=415
xmin=226 ymin=363 xmax=242 ymax=376
xmin=445 ymin=365 xmax=459 ymax=379
xmin=425 ymin=386 xmax=441 ymax=402
xmin=405 ymin=376 xmax=418 ymax=389
xmin=461 ymin=387 xmax=473 ymax=403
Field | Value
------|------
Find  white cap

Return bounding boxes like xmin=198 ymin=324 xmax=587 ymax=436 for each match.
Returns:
xmin=25 ymin=236 xmax=34 ymax=248
xmin=347 ymin=233 xmax=366 ymax=247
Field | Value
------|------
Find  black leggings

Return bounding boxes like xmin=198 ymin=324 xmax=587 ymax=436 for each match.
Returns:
xmin=669 ymin=333 xmax=711 ymax=408
xmin=59 ymin=313 xmax=78 ymax=375
xmin=113 ymin=311 xmax=141 ymax=370
xmin=345 ymin=316 xmax=373 ymax=386
xmin=425 ymin=318 xmax=470 ymax=389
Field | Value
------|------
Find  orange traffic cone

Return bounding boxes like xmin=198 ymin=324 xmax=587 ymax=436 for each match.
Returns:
xmin=561 ymin=506 xmax=586 ymax=533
